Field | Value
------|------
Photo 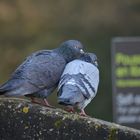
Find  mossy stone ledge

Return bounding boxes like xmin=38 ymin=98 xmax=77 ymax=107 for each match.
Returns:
xmin=0 ymin=98 xmax=140 ymax=140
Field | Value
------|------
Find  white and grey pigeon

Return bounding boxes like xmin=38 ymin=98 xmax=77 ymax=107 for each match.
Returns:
xmin=57 ymin=53 xmax=99 ymax=116
xmin=0 ymin=40 xmax=84 ymax=107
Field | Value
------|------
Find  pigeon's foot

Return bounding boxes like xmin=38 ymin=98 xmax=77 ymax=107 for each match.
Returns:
xmin=30 ymin=97 xmax=55 ymax=108
xmin=31 ymin=97 xmax=42 ymax=105
xmin=65 ymin=106 xmax=75 ymax=113
xmin=43 ymin=99 xmax=55 ymax=108
xmin=79 ymin=109 xmax=87 ymax=116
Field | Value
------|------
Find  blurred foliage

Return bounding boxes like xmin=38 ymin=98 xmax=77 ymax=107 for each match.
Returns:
xmin=0 ymin=0 xmax=140 ymax=121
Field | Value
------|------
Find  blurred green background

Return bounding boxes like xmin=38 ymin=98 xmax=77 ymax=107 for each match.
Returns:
xmin=0 ymin=0 xmax=140 ymax=122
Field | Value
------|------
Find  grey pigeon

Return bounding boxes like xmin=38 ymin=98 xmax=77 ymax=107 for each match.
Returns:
xmin=0 ymin=40 xmax=84 ymax=106
xmin=57 ymin=53 xmax=99 ymax=115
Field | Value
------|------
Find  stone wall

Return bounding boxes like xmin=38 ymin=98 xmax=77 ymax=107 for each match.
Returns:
xmin=0 ymin=98 xmax=140 ymax=140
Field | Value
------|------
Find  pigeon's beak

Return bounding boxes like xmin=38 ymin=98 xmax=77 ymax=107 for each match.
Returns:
xmin=94 ymin=61 xmax=98 ymax=67
xmin=80 ymin=49 xmax=84 ymax=54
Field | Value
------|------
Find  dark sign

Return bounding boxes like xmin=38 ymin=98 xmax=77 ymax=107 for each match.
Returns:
xmin=111 ymin=37 xmax=140 ymax=129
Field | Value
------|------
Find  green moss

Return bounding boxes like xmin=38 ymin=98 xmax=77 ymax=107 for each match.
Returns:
xmin=94 ymin=124 xmax=102 ymax=131
xmin=54 ymin=119 xmax=63 ymax=128
xmin=108 ymin=126 xmax=118 ymax=140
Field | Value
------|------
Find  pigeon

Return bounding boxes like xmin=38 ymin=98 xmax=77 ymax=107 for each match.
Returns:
xmin=0 ymin=40 xmax=84 ymax=106
xmin=57 ymin=53 xmax=99 ymax=116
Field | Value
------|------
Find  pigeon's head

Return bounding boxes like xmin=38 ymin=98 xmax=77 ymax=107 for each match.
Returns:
xmin=80 ymin=53 xmax=98 ymax=67
xmin=57 ymin=40 xmax=85 ymax=62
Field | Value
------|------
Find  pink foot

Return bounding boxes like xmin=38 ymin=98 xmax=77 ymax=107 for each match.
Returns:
xmin=43 ymin=99 xmax=55 ymax=108
xmin=31 ymin=98 xmax=54 ymax=108
xmin=65 ymin=106 xmax=75 ymax=113
xmin=79 ymin=109 xmax=88 ymax=116
xmin=31 ymin=97 xmax=42 ymax=105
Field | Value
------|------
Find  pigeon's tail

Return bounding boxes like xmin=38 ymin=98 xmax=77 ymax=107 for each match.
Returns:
xmin=0 ymin=86 xmax=6 ymax=95
xmin=0 ymin=80 xmax=15 ymax=95
xmin=0 ymin=79 xmax=38 ymax=97
xmin=58 ymin=84 xmax=84 ymax=106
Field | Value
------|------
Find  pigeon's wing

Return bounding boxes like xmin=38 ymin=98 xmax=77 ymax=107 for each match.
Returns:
xmin=0 ymin=50 xmax=66 ymax=96
xmin=75 ymin=62 xmax=99 ymax=99
xmin=0 ymin=52 xmax=44 ymax=96
xmin=80 ymin=62 xmax=99 ymax=99
xmin=58 ymin=60 xmax=99 ymax=99
xmin=13 ymin=50 xmax=66 ymax=89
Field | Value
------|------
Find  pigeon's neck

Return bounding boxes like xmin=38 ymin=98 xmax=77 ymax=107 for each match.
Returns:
xmin=54 ymin=47 xmax=74 ymax=63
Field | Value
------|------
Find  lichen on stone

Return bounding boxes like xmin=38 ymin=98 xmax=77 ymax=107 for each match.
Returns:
xmin=22 ymin=106 xmax=29 ymax=113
